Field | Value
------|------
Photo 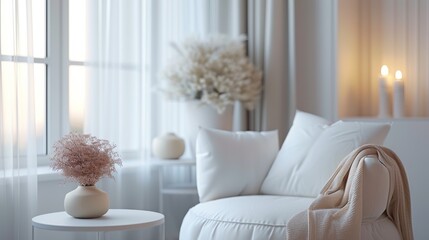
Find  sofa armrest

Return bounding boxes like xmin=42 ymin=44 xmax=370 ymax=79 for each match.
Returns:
xmin=196 ymin=128 xmax=279 ymax=202
xmin=362 ymin=155 xmax=389 ymax=221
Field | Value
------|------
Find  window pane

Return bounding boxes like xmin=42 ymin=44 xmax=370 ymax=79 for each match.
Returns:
xmin=69 ymin=65 xmax=87 ymax=132
xmin=1 ymin=62 xmax=46 ymax=155
xmin=69 ymin=0 xmax=88 ymax=61
xmin=33 ymin=0 xmax=46 ymax=58
xmin=1 ymin=0 xmax=14 ymax=55
xmin=68 ymin=65 xmax=140 ymax=152
xmin=0 ymin=0 xmax=46 ymax=57
xmin=16 ymin=0 xmax=29 ymax=55
xmin=69 ymin=0 xmax=140 ymax=65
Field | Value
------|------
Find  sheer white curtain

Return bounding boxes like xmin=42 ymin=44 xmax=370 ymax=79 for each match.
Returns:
xmin=147 ymin=2 xmax=247 ymax=238
xmin=152 ymin=0 xmax=292 ymax=139
xmin=0 ymin=1 xmax=39 ymax=240
xmin=143 ymin=0 xmax=238 ymax=238
xmin=151 ymin=0 xmax=247 ymax=143
xmin=70 ymin=0 xmax=227 ymax=239
xmin=71 ymin=0 xmax=155 ymax=239
xmin=247 ymin=0 xmax=292 ymax=141
xmin=69 ymin=0 xmax=142 ymax=154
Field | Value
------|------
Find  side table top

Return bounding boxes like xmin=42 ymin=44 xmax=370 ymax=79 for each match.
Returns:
xmin=32 ymin=209 xmax=164 ymax=232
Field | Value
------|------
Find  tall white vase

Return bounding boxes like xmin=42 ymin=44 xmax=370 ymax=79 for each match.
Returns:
xmin=64 ymin=185 xmax=109 ymax=218
xmin=183 ymin=101 xmax=233 ymax=159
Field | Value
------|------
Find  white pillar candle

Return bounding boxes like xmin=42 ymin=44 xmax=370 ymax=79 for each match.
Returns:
xmin=393 ymin=70 xmax=404 ymax=118
xmin=378 ymin=65 xmax=390 ymax=118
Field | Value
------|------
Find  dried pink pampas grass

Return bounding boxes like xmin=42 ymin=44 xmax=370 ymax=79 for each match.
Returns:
xmin=51 ymin=133 xmax=122 ymax=186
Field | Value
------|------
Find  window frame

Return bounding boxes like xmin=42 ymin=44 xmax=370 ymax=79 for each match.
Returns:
xmin=38 ymin=0 xmax=69 ymax=165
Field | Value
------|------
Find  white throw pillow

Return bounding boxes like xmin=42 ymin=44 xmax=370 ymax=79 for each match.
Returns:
xmin=260 ymin=111 xmax=330 ymax=195
xmin=196 ymin=128 xmax=279 ymax=202
xmin=260 ymin=111 xmax=391 ymax=197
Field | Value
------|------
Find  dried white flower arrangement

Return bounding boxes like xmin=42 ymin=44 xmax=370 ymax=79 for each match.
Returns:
xmin=162 ymin=35 xmax=262 ymax=113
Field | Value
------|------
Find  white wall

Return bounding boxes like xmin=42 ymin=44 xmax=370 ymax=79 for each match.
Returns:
xmin=364 ymin=119 xmax=429 ymax=240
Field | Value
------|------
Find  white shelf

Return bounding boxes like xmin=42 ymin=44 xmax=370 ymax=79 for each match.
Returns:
xmin=161 ymin=188 xmax=198 ymax=195
xmin=162 ymin=182 xmax=197 ymax=195
xmin=150 ymin=158 xmax=195 ymax=166
xmin=157 ymin=159 xmax=197 ymax=213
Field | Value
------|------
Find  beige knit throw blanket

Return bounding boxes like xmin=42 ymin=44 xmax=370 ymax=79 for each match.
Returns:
xmin=285 ymin=144 xmax=413 ymax=240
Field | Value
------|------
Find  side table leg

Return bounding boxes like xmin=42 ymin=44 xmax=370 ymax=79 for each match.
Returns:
xmin=97 ymin=232 xmax=106 ymax=240
xmin=32 ymin=226 xmax=34 ymax=240
xmin=161 ymin=223 xmax=165 ymax=240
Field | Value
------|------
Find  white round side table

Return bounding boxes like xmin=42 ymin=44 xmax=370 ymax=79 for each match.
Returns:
xmin=32 ymin=209 xmax=165 ymax=240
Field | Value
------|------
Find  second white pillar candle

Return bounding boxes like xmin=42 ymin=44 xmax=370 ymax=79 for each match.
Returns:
xmin=393 ymin=71 xmax=404 ymax=118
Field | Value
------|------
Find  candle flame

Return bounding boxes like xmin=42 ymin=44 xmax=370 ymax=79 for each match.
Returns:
xmin=395 ymin=70 xmax=403 ymax=80
xmin=381 ymin=65 xmax=389 ymax=77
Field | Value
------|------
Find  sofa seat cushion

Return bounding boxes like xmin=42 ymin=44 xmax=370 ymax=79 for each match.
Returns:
xmin=180 ymin=195 xmax=402 ymax=240
xmin=361 ymin=215 xmax=401 ymax=240
xmin=180 ymin=195 xmax=315 ymax=240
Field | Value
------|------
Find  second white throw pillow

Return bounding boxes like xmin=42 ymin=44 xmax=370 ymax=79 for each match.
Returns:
xmin=261 ymin=111 xmax=391 ymax=197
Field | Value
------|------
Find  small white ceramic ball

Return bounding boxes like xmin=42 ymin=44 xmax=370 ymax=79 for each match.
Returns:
xmin=152 ymin=132 xmax=185 ymax=159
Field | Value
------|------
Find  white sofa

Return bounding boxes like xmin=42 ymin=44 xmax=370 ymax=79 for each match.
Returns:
xmin=180 ymin=111 xmax=403 ymax=240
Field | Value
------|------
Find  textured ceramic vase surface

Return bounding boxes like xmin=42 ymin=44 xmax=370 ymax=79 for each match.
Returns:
xmin=64 ymin=185 xmax=109 ymax=218
xmin=152 ymin=132 xmax=185 ymax=159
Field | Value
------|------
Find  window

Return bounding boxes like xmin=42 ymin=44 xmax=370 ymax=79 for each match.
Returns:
xmin=2 ymin=0 xmax=206 ymax=164
xmin=0 ymin=0 xmax=47 ymax=155
xmin=1 ymin=0 xmax=143 ymax=164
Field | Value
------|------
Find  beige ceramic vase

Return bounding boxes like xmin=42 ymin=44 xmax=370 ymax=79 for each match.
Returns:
xmin=64 ymin=185 xmax=109 ymax=218
xmin=152 ymin=132 xmax=185 ymax=159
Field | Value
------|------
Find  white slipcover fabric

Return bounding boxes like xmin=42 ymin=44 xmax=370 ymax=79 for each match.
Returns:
xmin=180 ymin=195 xmax=314 ymax=240
xmin=181 ymin=195 xmax=400 ymax=240
xmin=180 ymin=111 xmax=399 ymax=240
